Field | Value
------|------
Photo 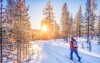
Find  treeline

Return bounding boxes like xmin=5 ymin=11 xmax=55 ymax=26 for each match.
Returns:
xmin=32 ymin=0 xmax=100 ymax=41
xmin=0 ymin=0 xmax=32 ymax=63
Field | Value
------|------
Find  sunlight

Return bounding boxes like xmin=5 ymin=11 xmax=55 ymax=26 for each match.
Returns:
xmin=32 ymin=44 xmax=41 ymax=53
xmin=32 ymin=44 xmax=39 ymax=50
xmin=41 ymin=25 xmax=47 ymax=32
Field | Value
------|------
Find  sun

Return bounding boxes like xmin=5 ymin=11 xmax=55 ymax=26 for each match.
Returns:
xmin=41 ymin=25 xmax=47 ymax=32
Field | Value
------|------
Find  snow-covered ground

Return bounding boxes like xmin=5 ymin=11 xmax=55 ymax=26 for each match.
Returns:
xmin=3 ymin=38 xmax=100 ymax=63
xmin=26 ymin=38 xmax=100 ymax=63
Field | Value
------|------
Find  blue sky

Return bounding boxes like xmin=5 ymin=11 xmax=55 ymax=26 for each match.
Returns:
xmin=2 ymin=0 xmax=100 ymax=29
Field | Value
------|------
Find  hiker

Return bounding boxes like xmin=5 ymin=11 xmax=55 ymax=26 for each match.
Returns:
xmin=70 ymin=37 xmax=81 ymax=61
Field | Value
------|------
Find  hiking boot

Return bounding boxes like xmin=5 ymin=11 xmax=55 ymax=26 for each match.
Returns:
xmin=78 ymin=57 xmax=81 ymax=62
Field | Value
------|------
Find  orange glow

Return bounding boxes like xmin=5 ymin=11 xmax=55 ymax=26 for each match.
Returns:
xmin=41 ymin=25 xmax=47 ymax=32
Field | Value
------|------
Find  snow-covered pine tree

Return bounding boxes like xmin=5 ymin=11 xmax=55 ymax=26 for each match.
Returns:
xmin=1 ymin=0 xmax=18 ymax=62
xmin=82 ymin=18 xmax=86 ymax=37
xmin=42 ymin=0 xmax=59 ymax=39
xmin=98 ymin=14 xmax=100 ymax=44
xmin=43 ymin=0 xmax=55 ymax=21
xmin=75 ymin=5 xmax=83 ymax=37
xmin=68 ymin=14 xmax=73 ymax=36
xmin=16 ymin=0 xmax=32 ymax=43
xmin=3 ymin=0 xmax=16 ymax=43
xmin=60 ymin=2 xmax=69 ymax=40
xmin=54 ymin=22 xmax=60 ymax=39
xmin=15 ymin=0 xmax=32 ymax=62
xmin=74 ymin=13 xmax=78 ymax=37
xmin=2 ymin=0 xmax=20 ymax=62
xmin=85 ymin=0 xmax=97 ymax=39
xmin=4 ymin=0 xmax=32 ymax=62
xmin=85 ymin=0 xmax=97 ymax=52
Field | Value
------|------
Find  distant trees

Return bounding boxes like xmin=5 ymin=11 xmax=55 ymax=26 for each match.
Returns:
xmin=75 ymin=5 xmax=84 ymax=37
xmin=68 ymin=14 xmax=73 ymax=36
xmin=60 ymin=3 xmax=69 ymax=39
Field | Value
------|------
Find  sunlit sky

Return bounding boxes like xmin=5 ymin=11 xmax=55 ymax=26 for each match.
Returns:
xmin=2 ymin=0 xmax=100 ymax=29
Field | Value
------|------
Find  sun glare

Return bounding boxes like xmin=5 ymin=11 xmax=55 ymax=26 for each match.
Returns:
xmin=41 ymin=25 xmax=47 ymax=32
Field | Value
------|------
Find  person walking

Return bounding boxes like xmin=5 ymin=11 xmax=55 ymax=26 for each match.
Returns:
xmin=70 ymin=37 xmax=81 ymax=61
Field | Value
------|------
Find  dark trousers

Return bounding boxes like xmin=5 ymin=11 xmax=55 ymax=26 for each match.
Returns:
xmin=70 ymin=48 xmax=80 ymax=60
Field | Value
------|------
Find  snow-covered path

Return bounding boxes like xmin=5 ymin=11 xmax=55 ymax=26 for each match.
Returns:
xmin=39 ymin=42 xmax=74 ymax=63
xmin=38 ymin=40 xmax=100 ymax=63
xmin=4 ymin=38 xmax=100 ymax=63
xmin=27 ymin=39 xmax=100 ymax=63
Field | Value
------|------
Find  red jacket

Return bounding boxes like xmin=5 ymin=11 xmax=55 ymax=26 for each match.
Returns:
xmin=70 ymin=39 xmax=78 ymax=50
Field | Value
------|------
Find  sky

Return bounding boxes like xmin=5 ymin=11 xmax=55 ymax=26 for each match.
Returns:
xmin=2 ymin=0 xmax=100 ymax=29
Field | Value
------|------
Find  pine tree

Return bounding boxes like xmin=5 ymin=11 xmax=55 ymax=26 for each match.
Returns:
xmin=85 ymin=0 xmax=97 ymax=51
xmin=1 ymin=0 xmax=17 ymax=62
xmin=74 ymin=13 xmax=78 ymax=37
xmin=15 ymin=0 xmax=32 ymax=42
xmin=98 ymin=14 xmax=100 ymax=44
xmin=68 ymin=14 xmax=73 ymax=36
xmin=15 ymin=0 xmax=32 ymax=62
xmin=42 ymin=0 xmax=59 ymax=39
xmin=43 ymin=0 xmax=55 ymax=20
xmin=54 ymin=22 xmax=60 ymax=39
xmin=75 ymin=5 xmax=83 ymax=37
xmin=0 ymin=0 xmax=22 ymax=62
xmin=85 ymin=0 xmax=97 ymax=39
xmin=61 ymin=2 xmax=69 ymax=40
xmin=3 ymin=0 xmax=32 ymax=62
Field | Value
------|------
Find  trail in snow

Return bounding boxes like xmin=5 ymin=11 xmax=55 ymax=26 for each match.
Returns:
xmin=27 ymin=39 xmax=100 ymax=63
xmin=3 ymin=38 xmax=100 ymax=63
xmin=39 ymin=43 xmax=74 ymax=63
xmin=38 ymin=40 xmax=100 ymax=63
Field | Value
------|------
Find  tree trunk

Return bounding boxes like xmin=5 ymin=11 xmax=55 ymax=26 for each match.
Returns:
xmin=17 ymin=40 xmax=21 ymax=63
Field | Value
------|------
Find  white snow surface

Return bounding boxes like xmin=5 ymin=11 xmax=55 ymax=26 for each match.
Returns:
xmin=4 ymin=38 xmax=100 ymax=63
xmin=26 ymin=38 xmax=100 ymax=63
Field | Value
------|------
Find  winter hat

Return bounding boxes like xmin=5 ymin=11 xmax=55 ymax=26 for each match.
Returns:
xmin=71 ymin=37 xmax=75 ymax=41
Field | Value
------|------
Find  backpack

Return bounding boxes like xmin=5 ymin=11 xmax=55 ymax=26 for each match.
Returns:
xmin=73 ymin=40 xmax=78 ymax=47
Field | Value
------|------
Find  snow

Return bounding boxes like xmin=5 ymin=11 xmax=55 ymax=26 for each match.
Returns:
xmin=4 ymin=38 xmax=100 ymax=63
xmin=24 ymin=38 xmax=100 ymax=63
xmin=79 ymin=48 xmax=100 ymax=58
